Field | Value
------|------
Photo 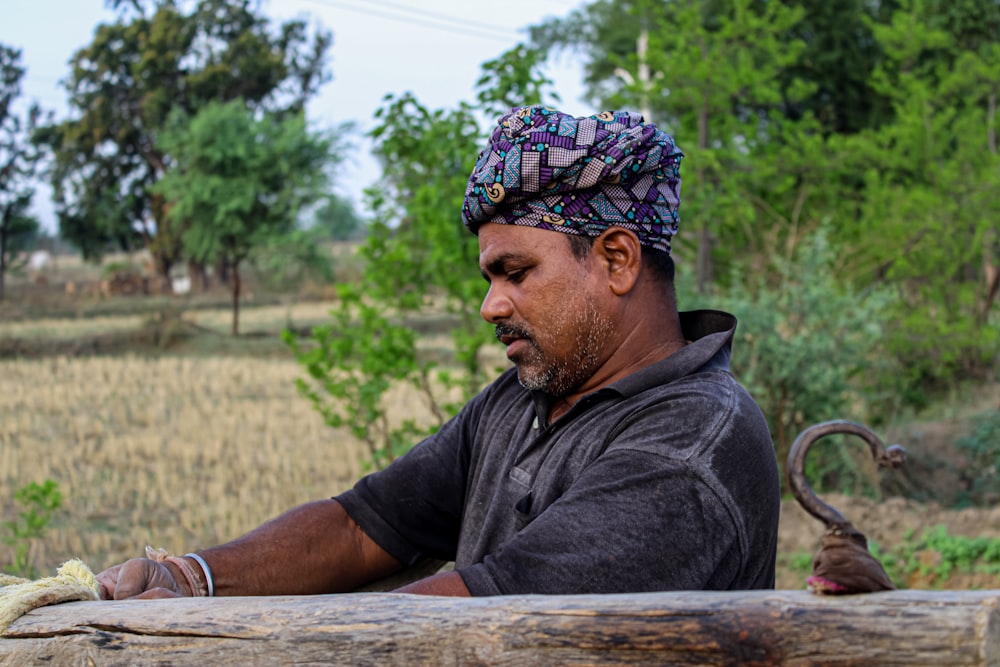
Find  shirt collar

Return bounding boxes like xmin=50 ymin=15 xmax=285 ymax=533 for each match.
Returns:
xmin=531 ymin=309 xmax=739 ymax=420
xmin=600 ymin=309 xmax=737 ymax=398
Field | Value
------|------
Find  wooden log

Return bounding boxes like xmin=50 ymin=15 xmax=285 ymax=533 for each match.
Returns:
xmin=1 ymin=589 xmax=998 ymax=666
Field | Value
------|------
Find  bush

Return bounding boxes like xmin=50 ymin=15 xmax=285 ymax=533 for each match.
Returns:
xmin=689 ymin=229 xmax=900 ymax=493
xmin=879 ymin=525 xmax=1000 ymax=588
xmin=2 ymin=479 xmax=63 ymax=578
xmin=955 ymin=410 xmax=1000 ymax=506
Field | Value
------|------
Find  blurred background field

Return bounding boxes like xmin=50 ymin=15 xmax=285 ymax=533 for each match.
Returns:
xmin=0 ymin=247 xmax=503 ymax=577
xmin=0 ymin=354 xmax=365 ymax=571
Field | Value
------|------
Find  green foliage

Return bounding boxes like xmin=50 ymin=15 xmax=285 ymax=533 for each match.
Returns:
xmin=284 ymin=284 xmax=442 ymax=471
xmin=879 ymin=525 xmax=1000 ymax=588
xmin=830 ymin=0 xmax=1000 ymax=393
xmin=784 ymin=527 xmax=1000 ymax=589
xmin=475 ymin=44 xmax=561 ymax=120
xmin=154 ymin=99 xmax=331 ymax=334
xmin=779 ymin=549 xmax=818 ymax=580
xmin=288 ymin=58 xmax=560 ymax=469
xmin=2 ymin=480 xmax=63 ymax=578
xmin=955 ymin=410 xmax=1000 ymax=506
xmin=249 ymin=230 xmax=334 ymax=294
xmin=697 ymin=228 xmax=898 ymax=488
xmin=771 ymin=0 xmax=895 ymax=134
xmin=0 ymin=43 xmax=43 ymax=301
xmin=367 ymin=93 xmax=497 ymax=398
xmin=288 ymin=94 xmax=488 ymax=470
xmin=309 ymin=194 xmax=366 ymax=242
xmin=99 ymin=260 xmax=143 ymax=279
xmin=36 ymin=0 xmax=331 ymax=275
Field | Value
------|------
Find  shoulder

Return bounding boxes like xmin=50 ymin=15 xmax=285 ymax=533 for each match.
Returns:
xmin=605 ymin=367 xmax=771 ymax=461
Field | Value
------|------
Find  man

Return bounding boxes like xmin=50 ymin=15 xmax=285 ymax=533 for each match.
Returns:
xmin=98 ymin=106 xmax=779 ymax=600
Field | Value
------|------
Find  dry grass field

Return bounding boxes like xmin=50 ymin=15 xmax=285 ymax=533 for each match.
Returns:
xmin=0 ymin=245 xmax=501 ymax=579
xmin=0 ymin=343 xmax=456 ymax=577
xmin=0 ymin=354 xmax=364 ymax=573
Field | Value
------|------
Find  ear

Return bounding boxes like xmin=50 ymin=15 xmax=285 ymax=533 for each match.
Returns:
xmin=594 ymin=228 xmax=642 ymax=296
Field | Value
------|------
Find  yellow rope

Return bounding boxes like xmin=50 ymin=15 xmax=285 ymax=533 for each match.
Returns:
xmin=0 ymin=560 xmax=99 ymax=634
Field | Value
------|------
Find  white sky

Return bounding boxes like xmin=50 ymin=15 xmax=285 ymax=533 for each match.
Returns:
xmin=0 ymin=0 xmax=593 ymax=232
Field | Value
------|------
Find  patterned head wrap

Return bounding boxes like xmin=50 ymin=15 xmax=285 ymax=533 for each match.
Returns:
xmin=462 ymin=106 xmax=684 ymax=254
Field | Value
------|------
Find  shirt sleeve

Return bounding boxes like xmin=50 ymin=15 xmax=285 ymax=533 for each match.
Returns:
xmin=456 ymin=449 xmax=743 ymax=596
xmin=335 ymin=389 xmax=485 ymax=566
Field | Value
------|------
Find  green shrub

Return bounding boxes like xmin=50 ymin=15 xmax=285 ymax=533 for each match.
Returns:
xmin=880 ymin=525 xmax=1000 ymax=588
xmin=3 ymin=480 xmax=63 ymax=578
xmin=955 ymin=410 xmax=1000 ymax=506
xmin=690 ymin=228 xmax=899 ymax=493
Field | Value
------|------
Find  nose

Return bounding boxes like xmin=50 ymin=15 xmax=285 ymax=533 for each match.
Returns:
xmin=480 ymin=283 xmax=513 ymax=323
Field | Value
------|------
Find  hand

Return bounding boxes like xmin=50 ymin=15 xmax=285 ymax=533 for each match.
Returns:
xmin=96 ymin=558 xmax=188 ymax=600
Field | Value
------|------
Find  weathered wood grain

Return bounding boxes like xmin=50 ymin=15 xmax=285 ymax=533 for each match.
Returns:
xmin=2 ymin=589 xmax=997 ymax=666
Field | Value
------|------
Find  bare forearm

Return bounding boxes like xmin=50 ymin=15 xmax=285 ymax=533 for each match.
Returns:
xmin=394 ymin=570 xmax=470 ymax=597
xmin=196 ymin=499 xmax=402 ymax=596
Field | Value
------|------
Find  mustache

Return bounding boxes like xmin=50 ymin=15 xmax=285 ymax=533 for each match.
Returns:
xmin=495 ymin=323 xmax=532 ymax=343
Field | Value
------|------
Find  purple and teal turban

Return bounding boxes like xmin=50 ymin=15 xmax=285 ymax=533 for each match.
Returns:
xmin=462 ymin=106 xmax=684 ymax=254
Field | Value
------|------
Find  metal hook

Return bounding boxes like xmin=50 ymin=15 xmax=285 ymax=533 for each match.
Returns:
xmin=786 ymin=420 xmax=906 ymax=530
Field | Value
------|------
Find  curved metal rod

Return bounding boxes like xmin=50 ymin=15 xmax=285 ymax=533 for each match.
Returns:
xmin=786 ymin=420 xmax=906 ymax=529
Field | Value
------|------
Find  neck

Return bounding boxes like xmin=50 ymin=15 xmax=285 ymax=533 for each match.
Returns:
xmin=547 ymin=308 xmax=687 ymax=425
xmin=547 ymin=396 xmax=574 ymax=425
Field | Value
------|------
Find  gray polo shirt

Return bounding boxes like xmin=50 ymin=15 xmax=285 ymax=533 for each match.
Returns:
xmin=337 ymin=310 xmax=780 ymax=595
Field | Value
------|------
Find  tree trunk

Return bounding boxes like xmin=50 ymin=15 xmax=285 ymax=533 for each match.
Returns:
xmin=695 ymin=36 xmax=712 ymax=293
xmin=231 ymin=260 xmax=241 ymax=337
xmin=637 ymin=28 xmax=651 ymax=121
xmin=981 ymin=91 xmax=999 ymax=326
xmin=2 ymin=590 xmax=998 ymax=666
xmin=216 ymin=257 xmax=230 ymax=286
xmin=695 ymin=101 xmax=712 ymax=293
xmin=188 ymin=260 xmax=209 ymax=293
xmin=0 ymin=217 xmax=7 ymax=302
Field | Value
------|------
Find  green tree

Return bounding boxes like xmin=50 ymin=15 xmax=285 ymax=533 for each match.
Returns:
xmin=0 ymin=44 xmax=42 ymax=301
xmin=532 ymin=0 xmax=811 ymax=291
xmin=249 ymin=229 xmax=334 ymax=295
xmin=474 ymin=44 xmax=561 ymax=120
xmin=832 ymin=0 xmax=1000 ymax=393
xmin=698 ymin=228 xmax=897 ymax=489
xmin=764 ymin=0 xmax=897 ymax=135
xmin=154 ymin=100 xmax=331 ymax=335
xmin=288 ymin=48 xmax=560 ymax=469
xmin=310 ymin=193 xmax=366 ymax=242
xmin=35 ymin=0 xmax=331 ymax=280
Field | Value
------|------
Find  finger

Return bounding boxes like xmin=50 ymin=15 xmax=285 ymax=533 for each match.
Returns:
xmin=98 ymin=580 xmax=112 ymax=601
xmin=113 ymin=559 xmax=159 ymax=600
xmin=131 ymin=587 xmax=184 ymax=600
xmin=96 ymin=565 xmax=122 ymax=600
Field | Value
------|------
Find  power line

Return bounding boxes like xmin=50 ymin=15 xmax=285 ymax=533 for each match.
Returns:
xmin=297 ymin=0 xmax=522 ymax=43
xmin=365 ymin=0 xmax=522 ymax=36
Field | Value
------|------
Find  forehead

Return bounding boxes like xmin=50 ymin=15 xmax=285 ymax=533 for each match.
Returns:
xmin=477 ymin=223 xmax=573 ymax=267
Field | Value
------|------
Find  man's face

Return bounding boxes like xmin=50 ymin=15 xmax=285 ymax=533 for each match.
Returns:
xmin=478 ymin=223 xmax=615 ymax=397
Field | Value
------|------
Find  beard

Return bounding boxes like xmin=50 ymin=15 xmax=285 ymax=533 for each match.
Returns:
xmin=496 ymin=295 xmax=614 ymax=397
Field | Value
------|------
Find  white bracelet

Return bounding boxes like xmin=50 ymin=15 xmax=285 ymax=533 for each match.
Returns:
xmin=185 ymin=552 xmax=215 ymax=597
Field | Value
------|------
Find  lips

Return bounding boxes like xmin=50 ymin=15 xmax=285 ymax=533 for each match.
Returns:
xmin=495 ymin=324 xmax=532 ymax=356
xmin=497 ymin=332 xmax=521 ymax=345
